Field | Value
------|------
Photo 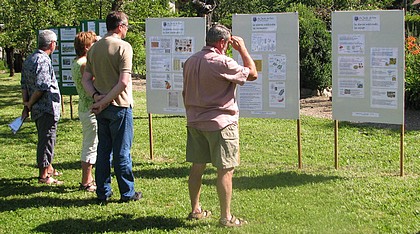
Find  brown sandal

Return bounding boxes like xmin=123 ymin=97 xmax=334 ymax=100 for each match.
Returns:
xmin=187 ymin=209 xmax=212 ymax=220
xmin=38 ymin=176 xmax=63 ymax=185
xmin=79 ymin=181 xmax=96 ymax=192
xmin=219 ymin=215 xmax=248 ymax=227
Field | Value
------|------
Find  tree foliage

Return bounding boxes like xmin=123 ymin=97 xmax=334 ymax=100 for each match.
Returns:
xmin=0 ymin=0 xmax=174 ymax=75
xmin=0 ymin=0 xmax=411 ymax=90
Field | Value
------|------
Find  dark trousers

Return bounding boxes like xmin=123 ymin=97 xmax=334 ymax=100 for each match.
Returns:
xmin=35 ymin=113 xmax=57 ymax=169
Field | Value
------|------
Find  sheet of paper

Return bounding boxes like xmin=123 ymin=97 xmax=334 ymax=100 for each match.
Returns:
xmin=9 ymin=116 xmax=25 ymax=134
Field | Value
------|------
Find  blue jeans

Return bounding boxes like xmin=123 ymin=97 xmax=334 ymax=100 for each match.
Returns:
xmin=95 ymin=105 xmax=135 ymax=200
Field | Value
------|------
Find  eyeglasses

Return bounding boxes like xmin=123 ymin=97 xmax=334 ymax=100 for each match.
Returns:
xmin=120 ymin=22 xmax=129 ymax=29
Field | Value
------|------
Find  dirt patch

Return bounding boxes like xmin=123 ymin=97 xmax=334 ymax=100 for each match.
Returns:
xmin=133 ymin=78 xmax=420 ymax=130
xmin=300 ymin=96 xmax=332 ymax=119
xmin=132 ymin=78 xmax=146 ymax=92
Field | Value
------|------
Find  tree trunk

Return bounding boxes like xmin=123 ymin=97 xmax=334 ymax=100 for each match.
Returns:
xmin=111 ymin=0 xmax=123 ymax=11
xmin=5 ymin=47 xmax=15 ymax=77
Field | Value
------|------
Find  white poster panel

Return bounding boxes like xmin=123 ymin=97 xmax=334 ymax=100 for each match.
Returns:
xmin=146 ymin=17 xmax=206 ymax=115
xmin=232 ymin=13 xmax=300 ymax=119
xmin=332 ymin=10 xmax=404 ymax=124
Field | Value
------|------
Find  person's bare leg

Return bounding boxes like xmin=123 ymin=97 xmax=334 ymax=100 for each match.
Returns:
xmin=39 ymin=166 xmax=49 ymax=179
xmin=217 ymin=167 xmax=234 ymax=220
xmin=47 ymin=164 xmax=54 ymax=174
xmin=81 ymin=161 xmax=94 ymax=185
xmin=188 ymin=163 xmax=206 ymax=213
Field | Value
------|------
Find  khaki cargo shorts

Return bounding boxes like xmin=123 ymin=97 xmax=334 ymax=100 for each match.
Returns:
xmin=186 ymin=124 xmax=239 ymax=169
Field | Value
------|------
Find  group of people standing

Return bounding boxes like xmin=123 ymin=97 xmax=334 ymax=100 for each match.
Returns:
xmin=20 ymin=10 xmax=257 ymax=227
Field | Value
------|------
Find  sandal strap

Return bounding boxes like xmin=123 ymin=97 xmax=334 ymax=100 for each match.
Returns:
xmin=220 ymin=215 xmax=248 ymax=227
xmin=187 ymin=209 xmax=212 ymax=220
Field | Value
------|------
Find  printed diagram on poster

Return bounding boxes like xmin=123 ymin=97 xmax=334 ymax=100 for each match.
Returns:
xmin=61 ymin=56 xmax=75 ymax=69
xmin=61 ymin=70 xmax=73 ymax=86
xmin=149 ymin=55 xmax=171 ymax=72
xmin=172 ymin=55 xmax=189 ymax=72
xmin=54 ymin=66 xmax=60 ymax=79
xmin=371 ymin=47 xmax=398 ymax=67
xmin=172 ymin=73 xmax=183 ymax=90
xmin=168 ymin=91 xmax=179 ymax=108
xmin=371 ymin=68 xmax=398 ymax=89
xmin=338 ymin=34 xmax=365 ymax=54
xmin=150 ymin=73 xmax=172 ymax=90
xmin=251 ymin=33 xmax=276 ymax=52
xmin=174 ymin=37 xmax=194 ymax=53
xmin=268 ymin=54 xmax=286 ymax=80
xmin=51 ymin=54 xmax=60 ymax=66
xmin=338 ymin=56 xmax=365 ymax=76
xmin=60 ymin=28 xmax=77 ymax=41
xmin=150 ymin=37 xmax=172 ymax=54
xmin=61 ymin=42 xmax=76 ymax=55
xmin=338 ymin=78 xmax=364 ymax=98
xmin=371 ymin=89 xmax=397 ymax=109
xmin=269 ymin=81 xmax=286 ymax=108
xmin=353 ymin=15 xmax=380 ymax=31
xmin=98 ymin=22 xmax=107 ymax=37
xmin=87 ymin=21 xmax=96 ymax=32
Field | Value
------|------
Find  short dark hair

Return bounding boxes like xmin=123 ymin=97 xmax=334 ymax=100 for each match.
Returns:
xmin=106 ymin=11 xmax=128 ymax=31
xmin=206 ymin=24 xmax=231 ymax=46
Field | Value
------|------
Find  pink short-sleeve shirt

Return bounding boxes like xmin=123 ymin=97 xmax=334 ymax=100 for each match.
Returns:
xmin=183 ymin=46 xmax=250 ymax=131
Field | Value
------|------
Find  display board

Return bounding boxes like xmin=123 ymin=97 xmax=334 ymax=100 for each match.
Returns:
xmin=81 ymin=20 xmax=107 ymax=37
xmin=332 ymin=10 xmax=405 ymax=124
xmin=42 ymin=27 xmax=79 ymax=95
xmin=232 ymin=13 xmax=300 ymax=119
xmin=145 ymin=17 xmax=206 ymax=115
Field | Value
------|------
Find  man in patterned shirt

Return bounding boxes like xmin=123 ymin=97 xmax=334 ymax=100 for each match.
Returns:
xmin=21 ymin=30 xmax=62 ymax=185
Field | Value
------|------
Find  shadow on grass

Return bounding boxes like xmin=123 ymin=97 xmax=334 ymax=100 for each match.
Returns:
xmin=0 ymin=177 xmax=69 ymax=199
xmin=204 ymin=171 xmax=341 ymax=190
xmin=133 ymin=163 xmax=216 ymax=179
xmin=0 ymin=196 xmax=100 ymax=212
xmin=135 ymin=165 xmax=190 ymax=179
xmin=0 ymin=83 xmax=21 ymax=108
xmin=33 ymin=214 xmax=194 ymax=233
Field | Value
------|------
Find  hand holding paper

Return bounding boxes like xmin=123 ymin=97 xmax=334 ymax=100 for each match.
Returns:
xmin=9 ymin=116 xmax=26 ymax=134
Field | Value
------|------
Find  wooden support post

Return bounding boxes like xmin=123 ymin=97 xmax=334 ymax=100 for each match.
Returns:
xmin=61 ymin=95 xmax=64 ymax=114
xmin=334 ymin=120 xmax=339 ymax=170
xmin=148 ymin=113 xmax=154 ymax=160
xmin=400 ymin=124 xmax=404 ymax=176
xmin=297 ymin=119 xmax=302 ymax=169
xmin=70 ymin=95 xmax=74 ymax=120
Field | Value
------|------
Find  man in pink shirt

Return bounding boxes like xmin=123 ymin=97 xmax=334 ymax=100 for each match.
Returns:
xmin=183 ymin=24 xmax=258 ymax=227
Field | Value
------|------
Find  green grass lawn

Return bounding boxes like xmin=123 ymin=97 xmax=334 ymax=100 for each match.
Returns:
xmin=0 ymin=73 xmax=419 ymax=233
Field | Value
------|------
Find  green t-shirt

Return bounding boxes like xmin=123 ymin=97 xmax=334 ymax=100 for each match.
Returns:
xmin=72 ymin=57 xmax=93 ymax=112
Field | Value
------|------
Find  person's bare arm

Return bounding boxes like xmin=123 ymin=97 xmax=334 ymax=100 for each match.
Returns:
xmin=24 ymin=90 xmax=44 ymax=111
xmin=230 ymin=35 xmax=258 ymax=81
xmin=82 ymin=71 xmax=97 ymax=99
xmin=21 ymin=89 xmax=30 ymax=119
xmin=89 ymin=72 xmax=131 ymax=114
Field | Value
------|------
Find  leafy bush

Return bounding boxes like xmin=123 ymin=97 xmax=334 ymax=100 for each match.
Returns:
xmin=287 ymin=3 xmax=332 ymax=91
xmin=405 ymin=36 xmax=420 ymax=110
xmin=0 ymin=60 xmax=7 ymax=71
xmin=125 ymin=30 xmax=146 ymax=79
